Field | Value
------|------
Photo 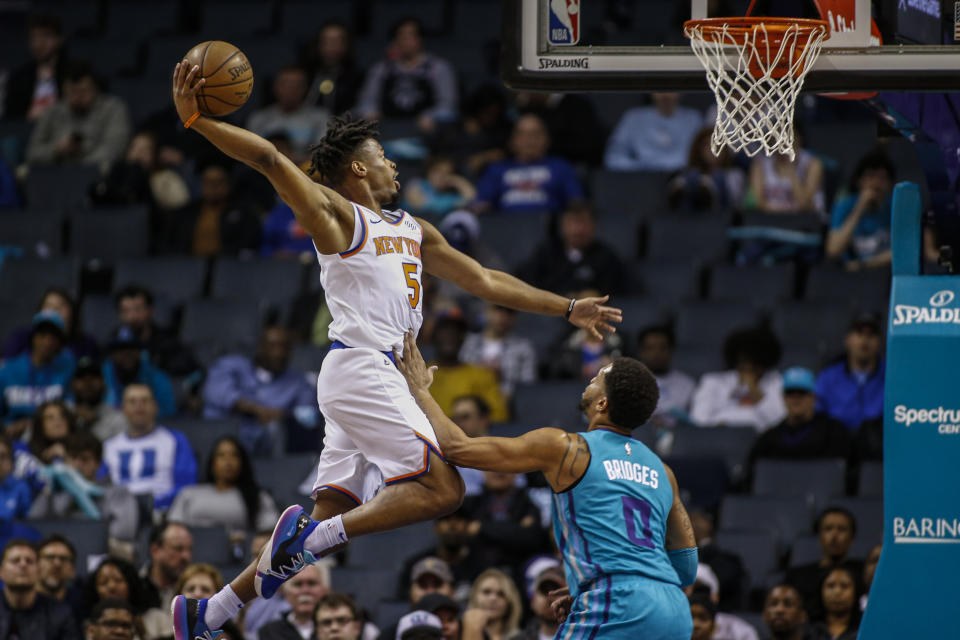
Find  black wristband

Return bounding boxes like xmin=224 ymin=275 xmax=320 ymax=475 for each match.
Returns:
xmin=565 ymin=298 xmax=576 ymax=320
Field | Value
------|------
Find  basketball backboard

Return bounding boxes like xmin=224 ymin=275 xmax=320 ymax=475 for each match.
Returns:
xmin=502 ymin=0 xmax=960 ymax=92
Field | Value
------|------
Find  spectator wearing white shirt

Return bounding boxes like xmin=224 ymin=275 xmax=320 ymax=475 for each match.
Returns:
xmin=637 ymin=326 xmax=695 ymax=427
xmin=247 ymin=66 xmax=330 ymax=164
xmin=690 ymin=327 xmax=786 ymax=432
xmin=604 ymin=93 xmax=703 ymax=172
xmin=101 ymin=384 xmax=196 ymax=510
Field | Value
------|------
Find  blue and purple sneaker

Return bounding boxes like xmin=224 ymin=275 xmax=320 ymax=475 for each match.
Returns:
xmin=254 ymin=504 xmax=321 ymax=599
xmin=171 ymin=595 xmax=221 ymax=640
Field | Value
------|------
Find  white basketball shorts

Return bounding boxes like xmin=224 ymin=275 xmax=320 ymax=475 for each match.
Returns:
xmin=311 ymin=346 xmax=444 ymax=505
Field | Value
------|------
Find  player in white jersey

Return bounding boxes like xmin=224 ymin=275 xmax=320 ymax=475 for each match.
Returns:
xmin=169 ymin=61 xmax=621 ymax=640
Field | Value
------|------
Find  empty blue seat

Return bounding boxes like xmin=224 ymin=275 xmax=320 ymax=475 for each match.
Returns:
xmin=375 ymin=600 xmax=410 ymax=631
xmin=252 ymin=455 xmax=319 ymax=509
xmin=595 ymin=212 xmax=639 ymax=261
xmin=346 ymin=521 xmax=435 ymax=570
xmin=78 ymin=295 xmax=116 ymax=346
xmin=0 ymin=210 xmax=62 ymax=255
xmin=25 ymin=165 xmax=99 ymax=211
xmin=674 ymin=301 xmax=759 ymax=348
xmin=69 ymin=38 xmax=141 ymax=77
xmin=370 ymin=0 xmax=447 ymax=36
xmin=789 ymin=534 xmax=822 ymax=567
xmin=753 ymin=458 xmax=847 ymax=510
xmin=479 ymin=212 xmax=550 ymax=270
xmin=669 ymin=426 xmax=756 ymax=480
xmin=189 ymin=526 xmax=233 ymax=566
xmin=511 ymin=312 xmax=568 ymax=363
xmin=670 ymin=346 xmax=723 ymax=378
xmin=331 ymin=567 xmax=399 ymax=614
xmin=664 ymin=456 xmax=729 ymax=511
xmin=715 ymin=529 xmax=778 ymax=590
xmin=772 ymin=301 xmax=852 ymax=353
xmin=719 ymin=495 xmax=812 ymax=546
xmin=210 ymin=258 xmax=304 ymax=313
xmin=611 ymin=296 xmax=672 ymax=336
xmin=29 ymin=519 xmax=108 ymax=575
xmin=199 ymin=2 xmax=275 ymax=38
xmin=858 ymin=461 xmax=882 ymax=497
xmin=279 ymin=1 xmax=355 ymax=40
xmin=164 ymin=417 xmax=239 ymax=465
xmin=631 ymin=260 xmax=700 ymax=305
xmin=72 ymin=207 xmax=150 ymax=261
xmin=644 ymin=216 xmax=729 ymax=262
xmin=290 ymin=344 xmax=328 ymax=376
xmin=105 ymin=2 xmax=178 ymax=41
xmin=591 ymin=170 xmax=669 ymax=219
xmin=805 ymin=267 xmax=889 ymax=311
xmin=826 ymin=497 xmax=883 ymax=544
xmin=114 ymin=257 xmax=208 ymax=306
xmin=181 ymin=299 xmax=263 ymax=366
xmin=709 ymin=264 xmax=794 ymax=306
xmin=0 ymin=257 xmax=77 ymax=302
xmin=512 ymin=382 xmax=588 ymax=430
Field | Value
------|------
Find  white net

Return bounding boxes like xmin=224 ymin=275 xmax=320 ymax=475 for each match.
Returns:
xmin=685 ymin=20 xmax=828 ymax=160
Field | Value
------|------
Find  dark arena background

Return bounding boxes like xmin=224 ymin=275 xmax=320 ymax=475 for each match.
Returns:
xmin=0 ymin=1 xmax=958 ymax=639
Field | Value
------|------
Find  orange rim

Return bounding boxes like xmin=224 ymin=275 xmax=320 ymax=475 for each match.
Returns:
xmin=684 ymin=17 xmax=829 ymax=45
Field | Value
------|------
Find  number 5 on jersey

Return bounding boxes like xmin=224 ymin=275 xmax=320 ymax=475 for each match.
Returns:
xmin=402 ymin=263 xmax=421 ymax=309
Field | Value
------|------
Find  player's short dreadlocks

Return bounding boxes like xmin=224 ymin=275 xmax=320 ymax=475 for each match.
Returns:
xmin=308 ymin=114 xmax=380 ymax=185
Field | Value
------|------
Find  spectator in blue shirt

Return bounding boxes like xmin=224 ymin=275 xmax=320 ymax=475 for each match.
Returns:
xmin=101 ymin=383 xmax=196 ymax=510
xmin=604 ymin=93 xmax=703 ymax=172
xmin=815 ymin=313 xmax=885 ymax=432
xmin=0 ymin=434 xmax=32 ymax=521
xmin=202 ymin=326 xmax=319 ymax=456
xmin=0 ymin=311 xmax=75 ymax=439
xmin=2 ymin=288 xmax=99 ymax=362
xmin=826 ymin=150 xmax=895 ymax=270
xmin=260 ymin=201 xmax=316 ymax=258
xmin=473 ymin=113 xmax=583 ymax=215
xmin=102 ymin=326 xmax=176 ymax=417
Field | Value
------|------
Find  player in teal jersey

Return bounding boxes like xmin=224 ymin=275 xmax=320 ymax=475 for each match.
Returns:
xmin=395 ymin=332 xmax=697 ymax=640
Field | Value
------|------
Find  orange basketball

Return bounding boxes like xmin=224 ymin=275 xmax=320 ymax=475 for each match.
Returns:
xmin=183 ymin=40 xmax=254 ymax=117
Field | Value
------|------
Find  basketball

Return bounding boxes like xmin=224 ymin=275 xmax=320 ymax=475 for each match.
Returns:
xmin=182 ymin=40 xmax=254 ymax=117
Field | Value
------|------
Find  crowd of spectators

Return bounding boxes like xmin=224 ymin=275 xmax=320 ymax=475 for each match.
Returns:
xmin=0 ymin=3 xmax=917 ymax=639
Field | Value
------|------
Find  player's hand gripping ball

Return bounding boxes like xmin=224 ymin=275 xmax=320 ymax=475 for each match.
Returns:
xmin=181 ymin=40 xmax=253 ymax=116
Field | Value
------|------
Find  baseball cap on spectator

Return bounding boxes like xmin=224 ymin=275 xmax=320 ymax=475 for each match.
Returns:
xmin=414 ymin=593 xmax=459 ymax=617
xmin=439 ymin=210 xmax=480 ymax=253
xmin=32 ymin=311 xmax=65 ymax=339
xmin=849 ymin=312 xmax=881 ymax=333
xmin=411 ymin=557 xmax=453 ymax=585
xmin=107 ymin=325 xmax=144 ymax=351
xmin=531 ymin=566 xmax=565 ymax=599
xmin=396 ymin=610 xmax=443 ymax=640
xmin=694 ymin=563 xmax=720 ymax=600
xmin=781 ymin=367 xmax=815 ymax=393
xmin=524 ymin=556 xmax=562 ymax=598
xmin=74 ymin=357 xmax=102 ymax=378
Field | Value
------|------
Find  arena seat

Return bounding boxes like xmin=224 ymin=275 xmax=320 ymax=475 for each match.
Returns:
xmin=708 ymin=264 xmax=795 ymax=306
xmin=181 ymin=298 xmax=263 ymax=366
xmin=375 ymin=601 xmax=410 ymax=632
xmin=512 ymin=382 xmax=588 ymax=431
xmin=453 ymin=0 xmax=500 ymax=42
xmin=805 ymin=266 xmax=890 ymax=311
xmin=198 ymin=2 xmax=275 ymax=38
xmin=0 ymin=297 xmax=35 ymax=352
xmin=29 ymin=519 xmax=108 ymax=575
xmin=114 ymin=257 xmax=208 ymax=305
xmin=164 ymin=417 xmax=239 ymax=464
xmin=511 ymin=312 xmax=568 ymax=363
xmin=290 ymin=344 xmax=328 ymax=375
xmin=858 ymin=461 xmax=883 ymax=497
xmin=346 ymin=521 xmax=435 ymax=570
xmin=591 ymin=170 xmax=669 ymax=220
xmin=596 ymin=212 xmax=641 ymax=262
xmin=788 ymin=534 xmax=823 ymax=567
xmin=210 ymin=258 xmax=305 ymax=312
xmin=72 ymin=207 xmax=150 ymax=261
xmin=610 ymin=296 xmax=672 ymax=337
xmin=0 ymin=209 xmax=62 ymax=255
xmin=69 ymin=38 xmax=141 ymax=77
xmin=664 ymin=456 xmax=729 ymax=511
xmin=188 ymin=526 xmax=233 ymax=566
xmin=643 ymin=216 xmax=729 ymax=262
xmin=478 ymin=212 xmax=550 ymax=269
xmin=719 ymin=495 xmax=813 ymax=546
xmin=144 ymin=36 xmax=205 ymax=78
xmin=369 ymin=0 xmax=448 ymax=37
xmin=631 ymin=260 xmax=701 ymax=305
xmin=25 ymin=165 xmax=99 ymax=212
xmin=674 ymin=301 xmax=759 ymax=349
xmin=104 ymin=1 xmax=178 ymax=41
xmin=826 ymin=496 xmax=883 ymax=544
xmin=279 ymin=1 xmax=355 ymax=40
xmin=753 ymin=458 xmax=847 ymax=510
xmin=715 ymin=529 xmax=779 ymax=591
xmin=252 ymin=455 xmax=319 ymax=508
xmin=669 ymin=345 xmax=723 ymax=378
xmin=0 ymin=257 xmax=77 ymax=302
xmin=34 ymin=1 xmax=99 ymax=36
xmin=773 ymin=300 xmax=852 ymax=353
xmin=79 ymin=294 xmax=117 ymax=345
xmin=779 ymin=345 xmax=822 ymax=372
xmin=669 ymin=426 xmax=756 ymax=480
xmin=331 ymin=567 xmax=398 ymax=614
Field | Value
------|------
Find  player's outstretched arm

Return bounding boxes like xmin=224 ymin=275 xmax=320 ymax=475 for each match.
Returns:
xmin=171 ymin=61 xmax=353 ymax=254
xmin=418 ymin=218 xmax=622 ymax=339
xmin=394 ymin=331 xmax=590 ymax=492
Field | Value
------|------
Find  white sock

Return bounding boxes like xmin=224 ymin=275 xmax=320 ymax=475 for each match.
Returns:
xmin=205 ymin=585 xmax=244 ymax=629
xmin=304 ymin=514 xmax=348 ymax=556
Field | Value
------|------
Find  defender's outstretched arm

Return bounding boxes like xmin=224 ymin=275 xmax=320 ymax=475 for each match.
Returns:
xmin=172 ymin=61 xmax=353 ymax=254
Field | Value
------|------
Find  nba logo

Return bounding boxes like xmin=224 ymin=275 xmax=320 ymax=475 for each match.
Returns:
xmin=548 ymin=0 xmax=580 ymax=45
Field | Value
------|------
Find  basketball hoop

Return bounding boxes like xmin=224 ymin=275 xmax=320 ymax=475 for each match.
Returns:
xmin=684 ymin=17 xmax=828 ymax=160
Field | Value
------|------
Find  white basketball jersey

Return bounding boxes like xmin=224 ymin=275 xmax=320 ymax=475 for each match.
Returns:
xmin=316 ymin=202 xmax=424 ymax=352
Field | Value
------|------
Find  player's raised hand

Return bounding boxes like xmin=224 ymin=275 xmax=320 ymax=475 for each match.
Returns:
xmin=568 ymin=295 xmax=622 ymax=340
xmin=394 ymin=330 xmax=437 ymax=393
xmin=171 ymin=60 xmax=205 ymax=123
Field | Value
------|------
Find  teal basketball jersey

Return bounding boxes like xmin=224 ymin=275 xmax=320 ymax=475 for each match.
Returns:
xmin=552 ymin=428 xmax=680 ymax=594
